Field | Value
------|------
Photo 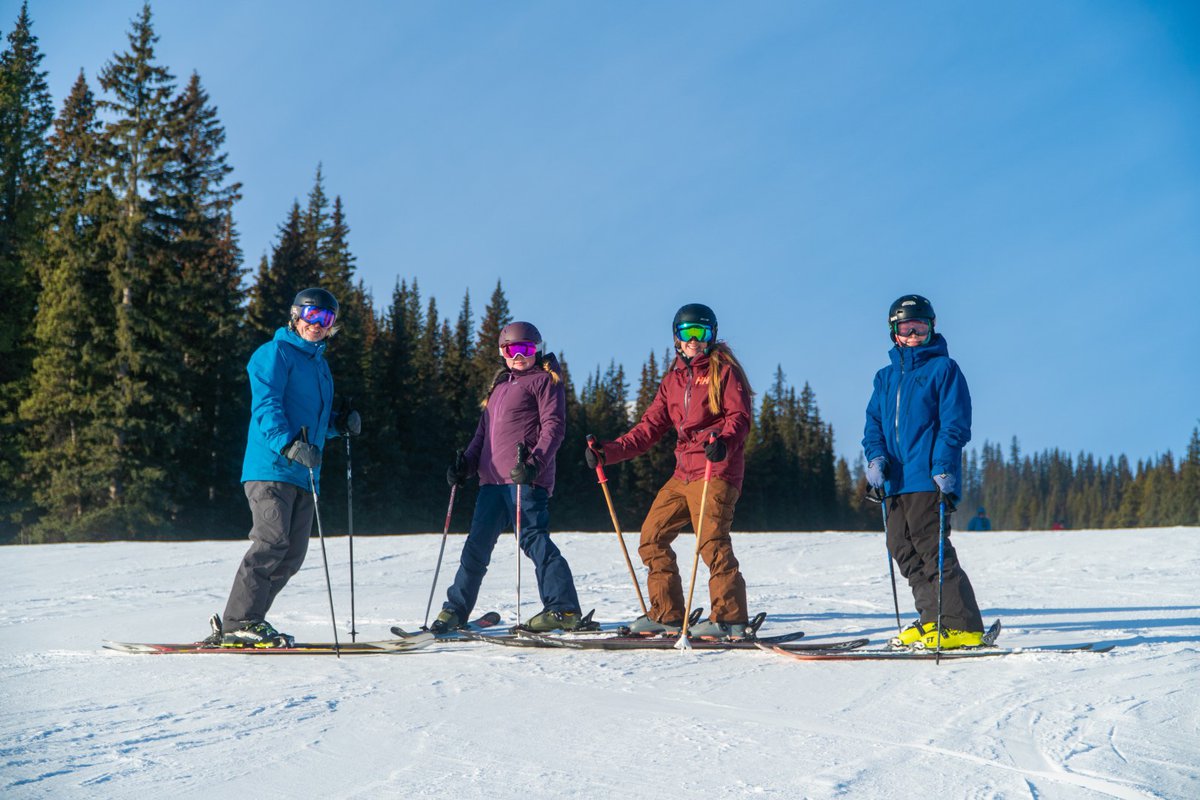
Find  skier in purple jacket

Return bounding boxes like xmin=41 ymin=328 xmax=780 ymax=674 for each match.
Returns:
xmin=432 ymin=321 xmax=585 ymax=633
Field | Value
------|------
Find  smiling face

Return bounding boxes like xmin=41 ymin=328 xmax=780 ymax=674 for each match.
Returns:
xmin=295 ymin=316 xmax=331 ymax=342
xmin=677 ymin=338 xmax=707 ymax=359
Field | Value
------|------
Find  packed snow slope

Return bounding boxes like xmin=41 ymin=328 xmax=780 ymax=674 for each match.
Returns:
xmin=3 ymin=527 xmax=1197 ymax=799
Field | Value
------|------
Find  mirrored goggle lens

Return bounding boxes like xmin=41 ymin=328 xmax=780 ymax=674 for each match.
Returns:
xmin=502 ymin=341 xmax=538 ymax=358
xmin=676 ymin=324 xmax=713 ymax=343
xmin=895 ymin=319 xmax=930 ymax=337
xmin=298 ymin=306 xmax=337 ymax=327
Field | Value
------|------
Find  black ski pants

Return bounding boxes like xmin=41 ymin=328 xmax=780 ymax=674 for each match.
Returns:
xmin=222 ymin=481 xmax=314 ymax=629
xmin=885 ymin=491 xmax=984 ymax=632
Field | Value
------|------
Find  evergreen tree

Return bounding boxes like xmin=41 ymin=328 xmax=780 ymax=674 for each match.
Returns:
xmin=0 ymin=1 xmax=54 ymax=530
xmin=245 ymin=202 xmax=318 ymax=341
xmin=471 ymin=280 xmax=510 ymax=398
xmin=163 ymin=71 xmax=245 ymax=531
xmin=19 ymin=72 xmax=119 ymax=540
xmin=96 ymin=2 xmax=188 ymax=534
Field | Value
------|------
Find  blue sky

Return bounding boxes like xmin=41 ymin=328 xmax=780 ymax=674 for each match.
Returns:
xmin=20 ymin=1 xmax=1200 ymax=465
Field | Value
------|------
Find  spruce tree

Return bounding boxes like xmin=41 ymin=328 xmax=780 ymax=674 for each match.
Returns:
xmin=19 ymin=72 xmax=120 ymax=540
xmin=163 ymin=72 xmax=245 ymax=531
xmin=0 ymin=1 xmax=54 ymax=530
xmin=96 ymin=2 xmax=188 ymax=534
xmin=472 ymin=280 xmax=511 ymax=398
xmin=245 ymin=202 xmax=318 ymax=341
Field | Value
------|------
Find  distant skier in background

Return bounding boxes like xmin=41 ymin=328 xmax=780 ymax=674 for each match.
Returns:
xmin=586 ymin=303 xmax=754 ymax=641
xmin=434 ymin=321 xmax=586 ymax=633
xmin=967 ymin=506 xmax=992 ymax=532
xmin=863 ymin=294 xmax=985 ymax=650
xmin=210 ymin=288 xmax=360 ymax=648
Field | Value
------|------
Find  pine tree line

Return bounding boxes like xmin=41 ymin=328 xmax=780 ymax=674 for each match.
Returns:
xmin=2 ymin=5 xmax=1194 ymax=544
xmin=958 ymin=432 xmax=1200 ymax=530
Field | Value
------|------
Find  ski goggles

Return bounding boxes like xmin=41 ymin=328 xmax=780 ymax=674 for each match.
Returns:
xmin=296 ymin=305 xmax=337 ymax=328
xmin=502 ymin=341 xmax=538 ymax=359
xmin=893 ymin=319 xmax=931 ymax=338
xmin=675 ymin=323 xmax=714 ymax=343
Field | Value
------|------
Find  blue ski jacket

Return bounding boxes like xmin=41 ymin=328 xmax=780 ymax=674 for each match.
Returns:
xmin=862 ymin=334 xmax=971 ymax=497
xmin=241 ymin=326 xmax=336 ymax=493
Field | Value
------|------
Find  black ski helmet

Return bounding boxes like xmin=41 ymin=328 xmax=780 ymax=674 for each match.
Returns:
xmin=498 ymin=321 xmax=543 ymax=354
xmin=292 ymin=287 xmax=339 ymax=315
xmin=888 ymin=294 xmax=935 ymax=341
xmin=672 ymin=303 xmax=718 ymax=342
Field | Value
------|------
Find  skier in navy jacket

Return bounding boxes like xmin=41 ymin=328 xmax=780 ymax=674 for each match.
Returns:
xmin=863 ymin=294 xmax=985 ymax=650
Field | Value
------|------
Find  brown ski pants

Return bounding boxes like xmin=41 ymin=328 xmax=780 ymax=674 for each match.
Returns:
xmin=638 ymin=477 xmax=749 ymax=625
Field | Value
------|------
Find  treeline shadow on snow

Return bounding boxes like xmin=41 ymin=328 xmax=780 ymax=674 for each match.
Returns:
xmin=761 ymin=606 xmax=1200 ymax=645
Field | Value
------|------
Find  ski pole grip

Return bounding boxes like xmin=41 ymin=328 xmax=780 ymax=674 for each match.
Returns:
xmin=300 ymin=426 xmax=309 ymax=444
xmin=516 ymin=442 xmax=528 ymax=466
xmin=703 ymin=432 xmax=716 ymax=481
xmin=586 ymin=435 xmax=607 ymax=484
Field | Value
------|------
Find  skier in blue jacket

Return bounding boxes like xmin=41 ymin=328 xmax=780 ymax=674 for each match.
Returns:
xmin=212 ymin=288 xmax=360 ymax=648
xmin=863 ymin=294 xmax=985 ymax=650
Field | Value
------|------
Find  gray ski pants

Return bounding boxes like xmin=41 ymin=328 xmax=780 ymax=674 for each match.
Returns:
xmin=222 ymin=481 xmax=315 ymax=629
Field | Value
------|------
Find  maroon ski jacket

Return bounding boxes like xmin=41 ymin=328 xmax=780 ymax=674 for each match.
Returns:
xmin=602 ymin=349 xmax=752 ymax=491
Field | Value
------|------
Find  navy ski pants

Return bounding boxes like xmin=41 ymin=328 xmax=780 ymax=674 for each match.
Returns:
xmin=444 ymin=484 xmax=580 ymax=620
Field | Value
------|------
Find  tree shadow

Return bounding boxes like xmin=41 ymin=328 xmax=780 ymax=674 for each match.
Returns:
xmin=762 ymin=605 xmax=1200 ymax=645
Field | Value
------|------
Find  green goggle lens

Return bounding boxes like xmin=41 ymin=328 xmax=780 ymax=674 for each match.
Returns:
xmin=676 ymin=324 xmax=713 ymax=343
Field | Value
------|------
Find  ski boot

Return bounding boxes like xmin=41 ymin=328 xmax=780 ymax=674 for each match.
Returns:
xmin=626 ymin=614 xmax=683 ymax=636
xmin=222 ymin=620 xmax=294 ymax=649
xmin=888 ymin=620 xmax=935 ymax=650
xmin=687 ymin=619 xmax=749 ymax=641
xmin=914 ymin=626 xmax=985 ymax=651
xmin=429 ymin=608 xmax=462 ymax=634
xmin=523 ymin=614 xmax=578 ymax=633
xmin=200 ymin=613 xmax=224 ymax=647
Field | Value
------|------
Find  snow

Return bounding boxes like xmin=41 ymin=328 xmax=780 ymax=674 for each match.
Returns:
xmin=4 ymin=527 xmax=1198 ymax=799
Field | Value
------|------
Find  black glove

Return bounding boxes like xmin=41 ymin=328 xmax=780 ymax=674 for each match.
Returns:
xmin=704 ymin=436 xmax=727 ymax=463
xmin=340 ymin=410 xmax=362 ymax=437
xmin=446 ymin=449 xmax=469 ymax=487
xmin=510 ymin=457 xmax=538 ymax=485
xmin=584 ymin=439 xmax=605 ymax=470
xmin=282 ymin=438 xmax=322 ymax=469
xmin=333 ymin=397 xmax=362 ymax=437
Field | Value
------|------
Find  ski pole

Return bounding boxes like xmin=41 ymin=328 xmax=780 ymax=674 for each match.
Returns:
xmin=587 ymin=435 xmax=647 ymax=616
xmin=423 ymin=452 xmax=461 ymax=630
xmin=936 ymin=495 xmax=947 ymax=665
xmin=515 ymin=442 xmax=528 ymax=626
xmin=676 ymin=433 xmax=717 ymax=651
xmin=301 ymin=427 xmax=340 ymax=658
xmin=868 ymin=487 xmax=902 ymax=635
xmin=345 ymin=429 xmax=357 ymax=642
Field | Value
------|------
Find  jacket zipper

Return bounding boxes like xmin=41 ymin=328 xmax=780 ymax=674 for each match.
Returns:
xmin=894 ymin=351 xmax=904 ymax=456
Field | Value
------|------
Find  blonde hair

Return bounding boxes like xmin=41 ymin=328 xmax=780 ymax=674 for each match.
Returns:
xmin=705 ymin=342 xmax=753 ymax=414
xmin=480 ymin=356 xmax=561 ymax=409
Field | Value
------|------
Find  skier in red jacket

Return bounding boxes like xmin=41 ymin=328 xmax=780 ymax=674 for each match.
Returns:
xmin=586 ymin=303 xmax=754 ymax=640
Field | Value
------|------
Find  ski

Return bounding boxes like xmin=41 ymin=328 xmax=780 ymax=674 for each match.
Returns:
xmin=390 ymin=610 xmax=503 ymax=640
xmin=477 ymin=628 xmax=830 ymax=651
xmin=757 ymin=641 xmax=1113 ymax=661
xmin=103 ymin=633 xmax=436 ymax=656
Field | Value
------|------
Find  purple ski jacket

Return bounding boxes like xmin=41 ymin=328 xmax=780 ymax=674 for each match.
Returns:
xmin=464 ymin=354 xmax=566 ymax=496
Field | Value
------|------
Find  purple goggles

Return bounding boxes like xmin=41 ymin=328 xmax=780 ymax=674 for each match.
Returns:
xmin=297 ymin=305 xmax=337 ymax=328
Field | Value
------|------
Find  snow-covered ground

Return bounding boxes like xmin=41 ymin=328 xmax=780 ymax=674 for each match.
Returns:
xmin=3 ymin=526 xmax=1197 ymax=799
